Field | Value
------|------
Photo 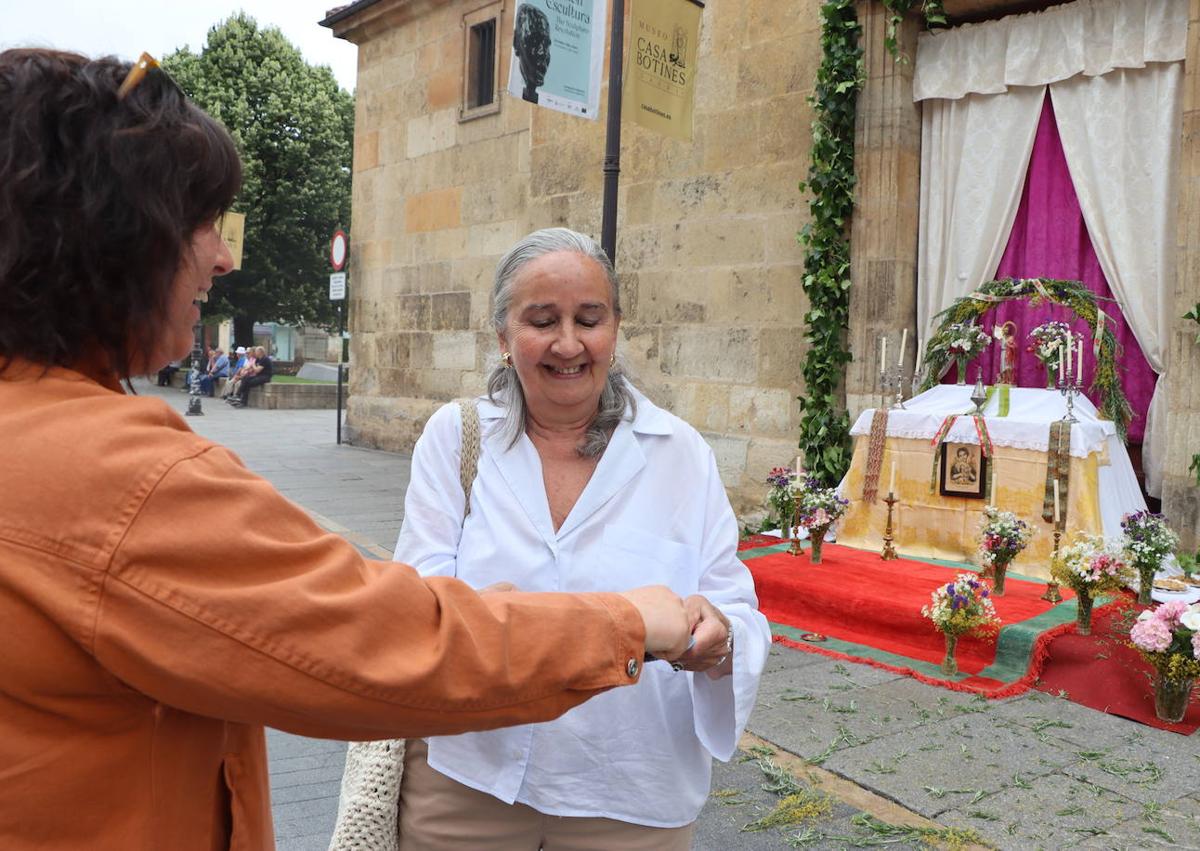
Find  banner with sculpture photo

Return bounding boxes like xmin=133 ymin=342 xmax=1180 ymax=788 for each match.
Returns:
xmin=507 ymin=0 xmax=607 ymax=120
xmin=623 ymin=0 xmax=702 ymax=141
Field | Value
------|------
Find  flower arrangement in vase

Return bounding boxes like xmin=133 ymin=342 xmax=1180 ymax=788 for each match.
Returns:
xmin=1129 ymin=601 xmax=1200 ymax=723
xmin=791 ymin=477 xmax=849 ymax=565
xmin=765 ymin=467 xmax=797 ymax=540
xmin=1049 ymin=533 xmax=1133 ymax=636
xmin=1121 ymin=511 xmax=1179 ymax=605
xmin=977 ymin=506 xmax=1033 ymax=596
xmin=921 ymin=574 xmax=1000 ymax=676
xmin=1027 ymin=321 xmax=1072 ymax=388
xmin=940 ymin=322 xmax=991 ymax=384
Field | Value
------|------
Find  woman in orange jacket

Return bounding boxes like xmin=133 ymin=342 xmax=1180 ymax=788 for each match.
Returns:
xmin=0 ymin=49 xmax=691 ymax=850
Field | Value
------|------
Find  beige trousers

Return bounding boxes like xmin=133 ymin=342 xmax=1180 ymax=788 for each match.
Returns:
xmin=397 ymin=739 xmax=695 ymax=851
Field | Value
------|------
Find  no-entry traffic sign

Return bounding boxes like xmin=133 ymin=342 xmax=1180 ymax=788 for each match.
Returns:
xmin=330 ymin=230 xmax=348 ymax=271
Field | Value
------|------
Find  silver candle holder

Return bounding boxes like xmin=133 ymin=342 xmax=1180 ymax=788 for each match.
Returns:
xmin=880 ymin=363 xmax=908 ymax=410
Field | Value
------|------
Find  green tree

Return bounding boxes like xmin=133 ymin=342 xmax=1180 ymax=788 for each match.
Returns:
xmin=166 ymin=14 xmax=354 ymax=347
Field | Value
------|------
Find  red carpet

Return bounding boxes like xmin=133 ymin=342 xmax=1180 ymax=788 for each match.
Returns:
xmin=740 ymin=536 xmax=1197 ymax=734
xmin=739 ymin=537 xmax=1081 ymax=698
xmin=1035 ymin=596 xmax=1200 ymax=734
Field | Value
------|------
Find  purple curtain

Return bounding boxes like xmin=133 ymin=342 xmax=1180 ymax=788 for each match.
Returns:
xmin=947 ymin=97 xmax=1156 ymax=442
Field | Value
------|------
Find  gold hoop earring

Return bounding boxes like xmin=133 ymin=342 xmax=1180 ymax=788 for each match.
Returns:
xmin=609 ymin=353 xmax=616 ymax=367
xmin=501 ymin=352 xmax=513 ymax=368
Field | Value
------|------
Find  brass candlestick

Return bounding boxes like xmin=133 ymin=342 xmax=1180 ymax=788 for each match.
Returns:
xmin=881 ymin=493 xmax=898 ymax=560
xmin=789 ymin=505 xmax=803 ymax=557
xmin=1041 ymin=525 xmax=1064 ymax=603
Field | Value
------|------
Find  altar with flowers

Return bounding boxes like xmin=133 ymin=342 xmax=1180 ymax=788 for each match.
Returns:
xmin=835 ymin=384 xmax=1147 ymax=580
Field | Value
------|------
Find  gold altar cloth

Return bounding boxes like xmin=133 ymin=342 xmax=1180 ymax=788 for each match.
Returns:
xmin=838 ymin=436 xmax=1104 ymax=581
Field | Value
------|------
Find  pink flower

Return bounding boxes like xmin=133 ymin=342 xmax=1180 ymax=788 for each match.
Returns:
xmin=1130 ymin=617 xmax=1172 ymax=652
xmin=1193 ymin=632 xmax=1200 ymax=659
xmin=1158 ymin=600 xmax=1189 ymax=627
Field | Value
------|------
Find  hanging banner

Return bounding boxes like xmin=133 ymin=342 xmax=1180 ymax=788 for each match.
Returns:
xmin=217 ymin=211 xmax=245 ymax=270
xmin=623 ymin=0 xmax=702 ymax=141
xmin=507 ymin=0 xmax=607 ymax=120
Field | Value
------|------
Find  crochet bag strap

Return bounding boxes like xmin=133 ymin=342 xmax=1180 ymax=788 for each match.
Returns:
xmin=329 ymin=398 xmax=481 ymax=851
xmin=455 ymin=397 xmax=481 ymax=517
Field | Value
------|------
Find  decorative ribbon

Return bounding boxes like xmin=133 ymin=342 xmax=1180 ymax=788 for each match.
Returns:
xmin=862 ymin=408 xmax=889 ymax=504
xmin=929 ymin=412 xmax=994 ymax=497
xmin=1042 ymin=420 xmax=1071 ymax=525
xmin=998 ymin=384 xmax=1010 ymax=417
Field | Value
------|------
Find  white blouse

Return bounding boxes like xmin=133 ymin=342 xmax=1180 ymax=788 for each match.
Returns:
xmin=394 ymin=385 xmax=771 ymax=827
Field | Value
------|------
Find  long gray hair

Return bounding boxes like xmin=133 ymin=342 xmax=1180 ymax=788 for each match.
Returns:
xmin=486 ymin=227 xmax=635 ymax=457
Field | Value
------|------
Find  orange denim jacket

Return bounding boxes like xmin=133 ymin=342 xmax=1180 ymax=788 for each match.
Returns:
xmin=0 ymin=362 xmax=645 ymax=850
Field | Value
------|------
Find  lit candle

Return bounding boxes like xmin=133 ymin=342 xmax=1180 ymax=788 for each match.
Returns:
xmin=1052 ymin=479 xmax=1060 ymax=524
xmin=898 ymin=328 xmax=907 ymax=367
xmin=1076 ymin=337 xmax=1083 ymax=384
xmin=890 ymin=460 xmax=897 ymax=496
xmin=880 ymin=336 xmax=887 ymax=374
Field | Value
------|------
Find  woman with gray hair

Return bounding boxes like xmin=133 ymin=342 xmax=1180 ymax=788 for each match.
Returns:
xmin=336 ymin=227 xmax=771 ymax=849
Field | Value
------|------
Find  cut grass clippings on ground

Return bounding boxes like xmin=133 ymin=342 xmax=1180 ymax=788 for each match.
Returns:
xmin=742 ymin=756 xmax=833 ymax=833
xmin=824 ymin=814 xmax=987 ymax=850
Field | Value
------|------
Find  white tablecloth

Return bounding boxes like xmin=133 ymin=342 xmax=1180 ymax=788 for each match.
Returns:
xmin=848 ymin=386 xmax=1146 ymax=544
xmin=850 ymin=386 xmax=1114 ymax=458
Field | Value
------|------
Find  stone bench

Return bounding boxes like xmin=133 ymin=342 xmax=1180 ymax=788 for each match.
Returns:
xmin=244 ymin=382 xmax=339 ymax=410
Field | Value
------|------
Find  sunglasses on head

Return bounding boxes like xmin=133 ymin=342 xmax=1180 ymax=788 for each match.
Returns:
xmin=116 ymin=52 xmax=183 ymax=101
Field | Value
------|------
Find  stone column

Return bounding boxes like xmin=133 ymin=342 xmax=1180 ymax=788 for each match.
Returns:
xmin=846 ymin=3 xmax=921 ymax=420
xmin=1162 ymin=2 xmax=1200 ymax=551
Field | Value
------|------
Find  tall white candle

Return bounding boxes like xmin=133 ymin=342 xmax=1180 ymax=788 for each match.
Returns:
xmin=915 ymin=337 xmax=924 ymax=369
xmin=1065 ymin=332 xmax=1072 ymax=375
xmin=1058 ymin=348 xmax=1064 ymax=383
xmin=795 ymin=455 xmax=803 ymax=474
xmin=1053 ymin=479 xmax=1060 ymax=524
xmin=1076 ymin=338 xmax=1083 ymax=384
xmin=890 ymin=460 xmax=897 ymax=496
xmin=898 ymin=328 xmax=907 ymax=367
xmin=880 ymin=336 xmax=887 ymax=374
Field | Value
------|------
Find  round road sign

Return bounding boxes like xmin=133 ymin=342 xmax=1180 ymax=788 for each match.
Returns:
xmin=330 ymin=230 xmax=348 ymax=271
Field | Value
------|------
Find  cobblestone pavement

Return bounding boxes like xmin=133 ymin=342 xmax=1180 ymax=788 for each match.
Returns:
xmin=142 ymin=380 xmax=1200 ymax=850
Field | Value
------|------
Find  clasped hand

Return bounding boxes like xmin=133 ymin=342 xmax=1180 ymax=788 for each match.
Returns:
xmin=669 ymin=594 xmax=733 ymax=679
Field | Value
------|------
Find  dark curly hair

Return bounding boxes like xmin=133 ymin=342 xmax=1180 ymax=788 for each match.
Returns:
xmin=0 ymin=49 xmax=242 ymax=378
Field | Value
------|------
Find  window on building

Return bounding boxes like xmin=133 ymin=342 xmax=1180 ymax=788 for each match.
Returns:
xmin=461 ymin=4 xmax=502 ymax=121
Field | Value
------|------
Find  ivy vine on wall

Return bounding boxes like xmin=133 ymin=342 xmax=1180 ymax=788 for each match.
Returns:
xmin=796 ymin=0 xmax=945 ymax=486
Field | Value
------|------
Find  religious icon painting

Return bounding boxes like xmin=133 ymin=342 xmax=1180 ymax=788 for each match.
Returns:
xmin=939 ymin=442 xmax=987 ymax=499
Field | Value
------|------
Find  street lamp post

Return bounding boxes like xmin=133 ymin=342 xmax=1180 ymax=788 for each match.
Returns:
xmin=185 ymin=323 xmax=204 ymax=416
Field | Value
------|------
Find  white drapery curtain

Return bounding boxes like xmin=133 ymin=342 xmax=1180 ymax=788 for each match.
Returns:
xmin=1049 ymin=66 xmax=1182 ymax=496
xmin=917 ymin=87 xmax=1045 ymax=358
xmin=913 ymin=0 xmax=1185 ymax=495
xmin=913 ymin=0 xmax=1186 ymax=101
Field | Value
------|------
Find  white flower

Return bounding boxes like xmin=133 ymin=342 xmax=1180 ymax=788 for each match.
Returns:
xmin=1137 ymin=609 xmax=1154 ymax=621
xmin=1181 ymin=607 xmax=1200 ymax=632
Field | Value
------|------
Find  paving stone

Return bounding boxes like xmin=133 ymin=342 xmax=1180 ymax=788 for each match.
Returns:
xmin=1060 ymin=733 xmax=1200 ymax=806
xmin=988 ymin=689 xmax=1173 ymax=750
xmin=938 ymin=770 xmax=1141 ymax=850
xmin=1081 ymin=794 xmax=1200 ymax=851
xmin=696 ymin=749 xmax=831 ymax=850
xmin=821 ymin=710 xmax=1079 ymax=818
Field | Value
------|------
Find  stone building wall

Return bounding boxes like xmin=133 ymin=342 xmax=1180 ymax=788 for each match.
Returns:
xmin=330 ymin=0 xmax=823 ymax=516
xmin=328 ymin=0 xmax=1200 ymax=539
xmin=1161 ymin=0 xmax=1200 ymax=552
